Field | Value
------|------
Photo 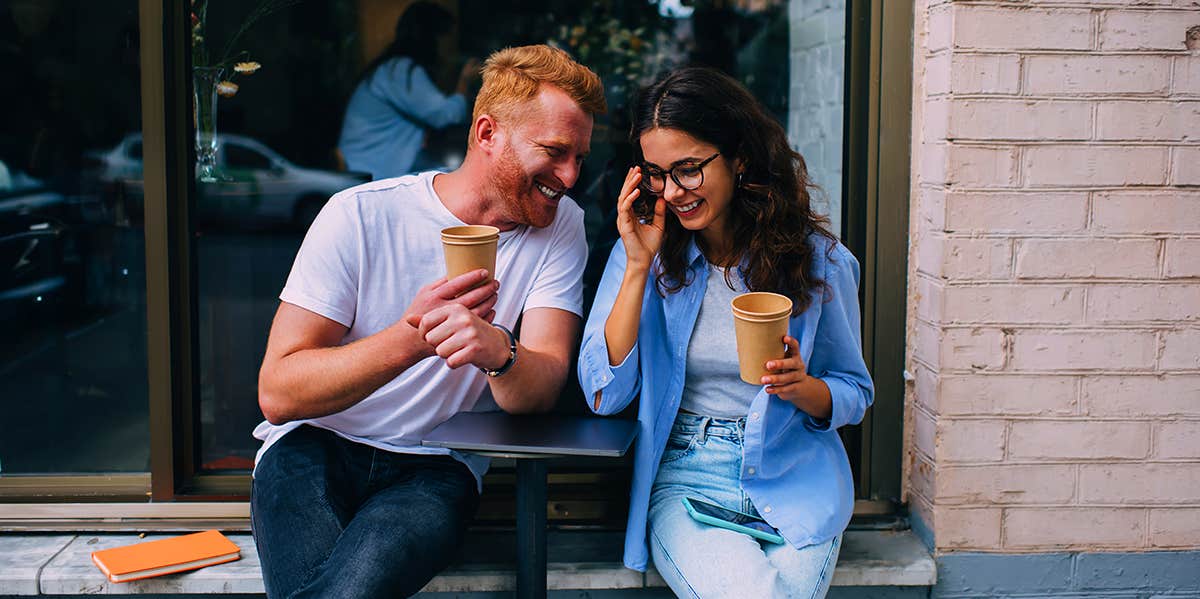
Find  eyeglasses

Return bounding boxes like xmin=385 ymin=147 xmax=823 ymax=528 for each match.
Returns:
xmin=639 ymin=152 xmax=721 ymax=194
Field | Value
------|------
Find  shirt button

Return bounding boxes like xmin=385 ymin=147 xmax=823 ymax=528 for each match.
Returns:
xmin=751 ymin=412 xmax=760 ymax=421
xmin=747 ymin=467 xmax=756 ymax=475
xmin=763 ymin=505 xmax=773 ymax=514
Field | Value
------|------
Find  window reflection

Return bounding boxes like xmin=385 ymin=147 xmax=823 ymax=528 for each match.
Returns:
xmin=191 ymin=0 xmax=845 ymax=475
xmin=0 ymin=1 xmax=148 ymax=474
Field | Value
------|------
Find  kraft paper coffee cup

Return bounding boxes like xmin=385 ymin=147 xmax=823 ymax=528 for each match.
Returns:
xmin=731 ymin=292 xmax=793 ymax=384
xmin=441 ymin=225 xmax=500 ymax=284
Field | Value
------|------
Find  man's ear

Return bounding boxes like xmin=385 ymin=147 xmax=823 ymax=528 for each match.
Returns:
xmin=473 ymin=114 xmax=501 ymax=153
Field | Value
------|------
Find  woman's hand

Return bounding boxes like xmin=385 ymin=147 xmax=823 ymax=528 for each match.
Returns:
xmin=762 ymin=335 xmax=832 ymax=420
xmin=615 ymin=166 xmax=666 ymax=271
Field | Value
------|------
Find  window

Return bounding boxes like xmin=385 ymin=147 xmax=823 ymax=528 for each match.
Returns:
xmin=0 ymin=1 xmax=148 ymax=476
xmin=2 ymin=0 xmax=906 ymax=524
xmin=221 ymin=143 xmax=272 ymax=171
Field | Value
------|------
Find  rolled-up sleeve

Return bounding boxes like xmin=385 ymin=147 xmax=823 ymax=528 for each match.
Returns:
xmin=578 ymin=241 xmax=643 ymax=416
xmin=807 ymin=244 xmax=874 ymax=431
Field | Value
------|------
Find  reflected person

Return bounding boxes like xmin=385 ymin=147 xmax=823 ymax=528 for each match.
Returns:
xmin=252 ymin=45 xmax=605 ymax=598
xmin=337 ymin=2 xmax=478 ymax=180
xmin=579 ymin=67 xmax=874 ymax=598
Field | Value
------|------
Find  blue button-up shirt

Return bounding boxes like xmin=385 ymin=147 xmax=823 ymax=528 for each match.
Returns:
xmin=578 ymin=235 xmax=874 ymax=571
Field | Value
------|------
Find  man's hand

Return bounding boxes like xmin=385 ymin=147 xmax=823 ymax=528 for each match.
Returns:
xmin=415 ymin=304 xmax=511 ymax=370
xmin=403 ymin=269 xmax=499 ymax=329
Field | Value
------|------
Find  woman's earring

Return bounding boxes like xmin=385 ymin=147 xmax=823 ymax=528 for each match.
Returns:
xmin=736 ymin=172 xmax=745 ymax=188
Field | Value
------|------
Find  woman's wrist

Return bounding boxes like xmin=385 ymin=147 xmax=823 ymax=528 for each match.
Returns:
xmin=624 ymin=260 xmax=651 ymax=278
xmin=785 ymin=377 xmax=832 ymax=420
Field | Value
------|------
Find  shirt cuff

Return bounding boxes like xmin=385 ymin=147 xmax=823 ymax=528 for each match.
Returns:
xmin=816 ymin=375 xmax=860 ymax=431
xmin=581 ymin=340 xmax=639 ymax=415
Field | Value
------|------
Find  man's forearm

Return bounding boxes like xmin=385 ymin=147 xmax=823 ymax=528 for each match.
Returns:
xmin=488 ymin=342 xmax=569 ymax=413
xmin=259 ymin=323 xmax=430 ymax=424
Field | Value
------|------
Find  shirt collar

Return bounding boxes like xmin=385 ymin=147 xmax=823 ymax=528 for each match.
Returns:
xmin=686 ymin=238 xmax=705 ymax=268
xmin=685 ymin=237 xmax=749 ymax=273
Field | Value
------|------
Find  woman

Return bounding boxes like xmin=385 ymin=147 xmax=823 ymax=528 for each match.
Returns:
xmin=579 ymin=67 xmax=874 ymax=598
xmin=337 ymin=2 xmax=477 ymax=180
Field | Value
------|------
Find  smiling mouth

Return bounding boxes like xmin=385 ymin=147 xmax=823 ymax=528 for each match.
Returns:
xmin=534 ymin=182 xmax=563 ymax=202
xmin=671 ymin=199 xmax=703 ymax=216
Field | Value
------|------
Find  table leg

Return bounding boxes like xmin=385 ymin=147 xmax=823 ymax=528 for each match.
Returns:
xmin=515 ymin=459 xmax=547 ymax=599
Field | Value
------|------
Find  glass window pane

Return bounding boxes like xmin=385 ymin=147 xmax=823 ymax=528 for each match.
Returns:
xmin=191 ymin=1 xmax=367 ymax=472
xmin=0 ymin=1 xmax=148 ymax=474
xmin=191 ymin=0 xmax=847 ymax=476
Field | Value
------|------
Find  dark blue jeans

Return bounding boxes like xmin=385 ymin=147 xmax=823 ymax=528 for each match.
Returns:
xmin=251 ymin=425 xmax=479 ymax=599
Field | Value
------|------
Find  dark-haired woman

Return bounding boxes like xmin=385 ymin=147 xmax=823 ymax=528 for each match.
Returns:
xmin=579 ymin=67 xmax=874 ymax=598
xmin=337 ymin=2 xmax=477 ymax=180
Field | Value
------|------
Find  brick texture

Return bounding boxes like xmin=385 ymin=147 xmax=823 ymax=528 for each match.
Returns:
xmin=1079 ymin=464 xmax=1200 ymax=504
xmin=938 ymin=465 xmax=1077 ymax=505
xmin=1149 ymin=508 xmax=1200 ymax=548
xmin=939 ymin=375 xmax=1078 ymax=416
xmin=1004 ymin=508 xmax=1147 ymax=549
xmin=907 ymin=0 xmax=1200 ymax=553
xmin=1009 ymin=421 xmax=1151 ymax=460
xmin=1023 ymin=146 xmax=1169 ymax=187
xmin=1099 ymin=9 xmax=1200 ymax=51
xmin=1025 ymin=55 xmax=1171 ymax=95
xmin=950 ymin=54 xmax=1021 ymax=95
xmin=1165 ymin=239 xmax=1200 ymax=278
xmin=1010 ymin=330 xmax=1157 ymax=371
xmin=946 ymin=192 xmax=1088 ymax=234
xmin=1091 ymin=192 xmax=1200 ymax=234
xmin=1095 ymin=102 xmax=1200 ymax=141
xmin=1014 ymin=239 xmax=1160 ymax=279
xmin=954 ymin=7 xmax=1093 ymax=51
xmin=1154 ymin=421 xmax=1200 ymax=459
xmin=1081 ymin=375 xmax=1200 ymax=418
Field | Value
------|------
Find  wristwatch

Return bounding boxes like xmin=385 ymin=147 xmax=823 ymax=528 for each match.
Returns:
xmin=480 ymin=323 xmax=518 ymax=377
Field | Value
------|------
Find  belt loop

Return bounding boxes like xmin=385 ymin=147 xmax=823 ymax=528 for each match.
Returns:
xmin=697 ymin=416 xmax=711 ymax=444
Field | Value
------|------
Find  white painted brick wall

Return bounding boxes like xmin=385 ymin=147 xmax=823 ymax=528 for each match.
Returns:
xmin=907 ymin=0 xmax=1200 ymax=553
xmin=788 ymin=0 xmax=845 ymax=237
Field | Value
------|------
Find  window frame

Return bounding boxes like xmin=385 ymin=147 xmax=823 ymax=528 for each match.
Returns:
xmin=0 ymin=0 xmax=913 ymax=527
xmin=842 ymin=0 xmax=913 ymax=506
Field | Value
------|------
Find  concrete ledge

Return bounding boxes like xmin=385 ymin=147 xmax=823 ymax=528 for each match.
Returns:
xmin=0 ymin=530 xmax=934 ymax=595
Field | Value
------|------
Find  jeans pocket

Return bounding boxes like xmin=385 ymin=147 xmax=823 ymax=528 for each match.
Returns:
xmin=659 ymin=429 xmax=698 ymax=465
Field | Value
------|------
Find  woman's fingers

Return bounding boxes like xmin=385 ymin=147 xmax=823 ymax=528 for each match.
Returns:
xmin=761 ymin=368 xmax=805 ymax=386
xmin=617 ymin=167 xmax=641 ymax=213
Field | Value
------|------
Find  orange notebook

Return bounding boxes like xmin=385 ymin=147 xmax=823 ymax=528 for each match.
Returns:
xmin=91 ymin=530 xmax=241 ymax=583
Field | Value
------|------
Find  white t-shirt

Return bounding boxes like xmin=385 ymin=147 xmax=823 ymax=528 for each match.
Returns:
xmin=252 ymin=171 xmax=588 ymax=485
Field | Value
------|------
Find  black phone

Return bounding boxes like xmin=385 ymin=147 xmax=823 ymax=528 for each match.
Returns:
xmin=632 ymin=193 xmax=654 ymax=224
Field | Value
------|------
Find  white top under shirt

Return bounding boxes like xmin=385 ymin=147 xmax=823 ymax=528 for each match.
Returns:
xmin=252 ymin=171 xmax=588 ymax=487
xmin=679 ymin=265 xmax=762 ymax=418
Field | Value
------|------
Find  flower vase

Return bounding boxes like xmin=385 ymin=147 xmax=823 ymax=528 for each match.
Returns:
xmin=193 ymin=66 xmax=226 ymax=182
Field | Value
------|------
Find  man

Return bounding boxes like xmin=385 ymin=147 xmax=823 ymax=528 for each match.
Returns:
xmin=251 ymin=45 xmax=605 ymax=598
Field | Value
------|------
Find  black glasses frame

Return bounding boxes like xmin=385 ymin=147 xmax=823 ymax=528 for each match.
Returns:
xmin=639 ymin=152 xmax=721 ymax=194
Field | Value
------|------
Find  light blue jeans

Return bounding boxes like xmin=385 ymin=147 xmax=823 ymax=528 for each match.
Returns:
xmin=648 ymin=412 xmax=841 ymax=599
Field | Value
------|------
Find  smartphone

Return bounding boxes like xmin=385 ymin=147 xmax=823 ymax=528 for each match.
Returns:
xmin=632 ymin=192 xmax=654 ymax=224
xmin=681 ymin=496 xmax=785 ymax=544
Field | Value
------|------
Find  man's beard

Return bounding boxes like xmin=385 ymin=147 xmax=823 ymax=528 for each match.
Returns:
xmin=491 ymin=143 xmax=556 ymax=228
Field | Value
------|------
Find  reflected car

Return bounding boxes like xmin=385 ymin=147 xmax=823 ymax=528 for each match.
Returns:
xmin=0 ymin=173 xmax=72 ymax=323
xmin=93 ymin=133 xmax=370 ymax=230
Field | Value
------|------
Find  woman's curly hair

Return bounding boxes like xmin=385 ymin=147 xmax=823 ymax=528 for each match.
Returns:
xmin=630 ymin=67 xmax=837 ymax=314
